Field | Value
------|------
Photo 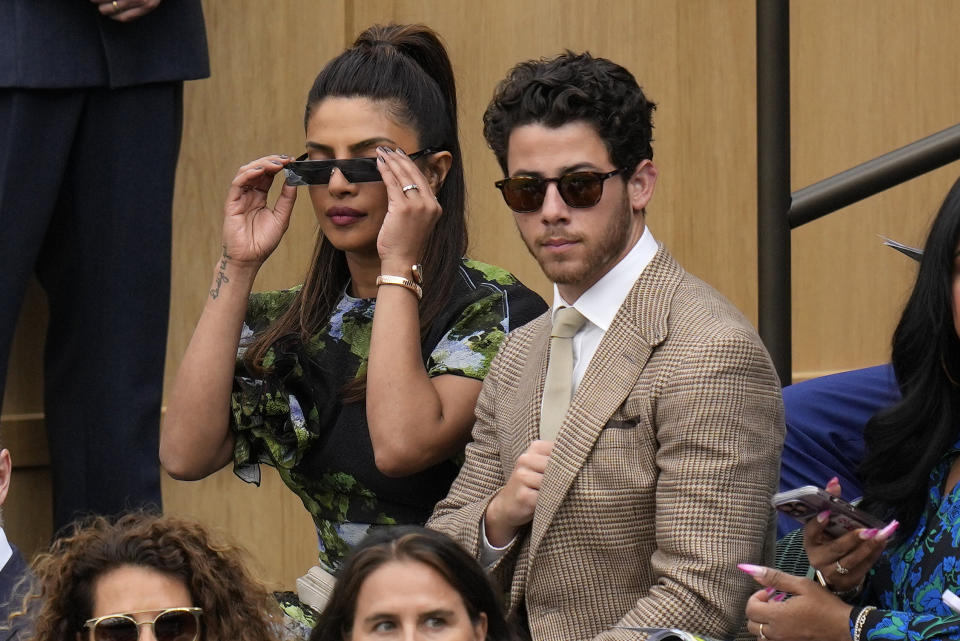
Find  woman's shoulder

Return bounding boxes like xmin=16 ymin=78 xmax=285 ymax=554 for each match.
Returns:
xmin=436 ymin=257 xmax=547 ymax=332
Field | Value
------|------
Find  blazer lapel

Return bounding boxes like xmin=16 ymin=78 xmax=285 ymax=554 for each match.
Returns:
xmin=512 ymin=314 xmax=551 ymax=456
xmin=524 ymin=247 xmax=683 ymax=568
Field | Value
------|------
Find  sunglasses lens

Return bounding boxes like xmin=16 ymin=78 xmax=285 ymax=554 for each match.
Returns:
xmin=334 ymin=158 xmax=382 ymax=183
xmin=558 ymin=173 xmax=604 ymax=207
xmin=285 ymin=158 xmax=383 ymax=185
xmin=501 ymin=177 xmax=545 ymax=213
xmin=93 ymin=618 xmax=139 ymax=641
xmin=153 ymin=611 xmax=199 ymax=641
xmin=284 ymin=163 xmax=332 ymax=186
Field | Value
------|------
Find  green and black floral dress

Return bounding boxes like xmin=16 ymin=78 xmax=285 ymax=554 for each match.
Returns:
xmin=229 ymin=258 xmax=545 ymax=614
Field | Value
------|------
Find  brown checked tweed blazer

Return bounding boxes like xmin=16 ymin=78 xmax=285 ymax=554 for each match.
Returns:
xmin=428 ymin=246 xmax=785 ymax=641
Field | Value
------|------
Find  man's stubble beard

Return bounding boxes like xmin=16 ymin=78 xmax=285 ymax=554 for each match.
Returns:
xmin=523 ymin=198 xmax=634 ymax=288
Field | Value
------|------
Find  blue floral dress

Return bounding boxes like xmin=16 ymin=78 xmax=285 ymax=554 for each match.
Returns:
xmin=853 ymin=438 xmax=960 ymax=639
xmin=229 ymin=258 xmax=546 ymax=570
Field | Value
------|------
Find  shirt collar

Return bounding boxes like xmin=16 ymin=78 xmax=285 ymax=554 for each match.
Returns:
xmin=0 ymin=527 xmax=12 ymax=572
xmin=551 ymin=225 xmax=659 ymax=331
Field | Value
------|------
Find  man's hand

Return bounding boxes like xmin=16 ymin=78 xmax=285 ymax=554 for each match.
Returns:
xmin=91 ymin=0 xmax=162 ymax=23
xmin=484 ymin=440 xmax=553 ymax=547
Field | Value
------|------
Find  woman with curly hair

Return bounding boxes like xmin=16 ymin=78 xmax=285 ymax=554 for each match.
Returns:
xmin=19 ymin=512 xmax=276 ymax=641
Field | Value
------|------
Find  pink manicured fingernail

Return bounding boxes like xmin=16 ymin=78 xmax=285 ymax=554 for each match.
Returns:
xmin=859 ymin=528 xmax=878 ymax=540
xmin=764 ymin=587 xmax=776 ymax=596
xmin=773 ymin=592 xmax=787 ymax=602
xmin=827 ymin=476 xmax=840 ymax=486
xmin=738 ymin=563 xmax=764 ymax=577
xmin=877 ymin=520 xmax=899 ymax=539
xmin=816 ymin=510 xmax=831 ymax=524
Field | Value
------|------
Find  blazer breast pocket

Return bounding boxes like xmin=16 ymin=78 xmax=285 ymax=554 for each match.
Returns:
xmin=594 ymin=417 xmax=643 ymax=450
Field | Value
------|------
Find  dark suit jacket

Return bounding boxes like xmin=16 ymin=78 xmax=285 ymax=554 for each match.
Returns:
xmin=429 ymin=247 xmax=785 ymax=641
xmin=0 ymin=545 xmax=31 ymax=641
xmin=0 ymin=0 xmax=209 ymax=88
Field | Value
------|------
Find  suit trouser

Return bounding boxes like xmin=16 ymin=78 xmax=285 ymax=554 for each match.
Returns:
xmin=0 ymin=83 xmax=182 ymax=531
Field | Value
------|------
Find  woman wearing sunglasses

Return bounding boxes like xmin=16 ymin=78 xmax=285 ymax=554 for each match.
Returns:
xmin=160 ymin=20 xmax=545 ymax=625
xmin=20 ymin=512 xmax=273 ymax=641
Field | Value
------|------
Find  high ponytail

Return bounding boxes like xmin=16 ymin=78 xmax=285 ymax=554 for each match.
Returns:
xmin=244 ymin=24 xmax=468 ymax=403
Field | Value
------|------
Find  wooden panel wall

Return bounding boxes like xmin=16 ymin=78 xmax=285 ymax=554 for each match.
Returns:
xmin=2 ymin=0 xmax=959 ymax=586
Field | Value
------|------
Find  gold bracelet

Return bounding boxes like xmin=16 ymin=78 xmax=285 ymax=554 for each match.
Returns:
xmin=376 ymin=275 xmax=422 ymax=300
xmin=853 ymin=605 xmax=876 ymax=641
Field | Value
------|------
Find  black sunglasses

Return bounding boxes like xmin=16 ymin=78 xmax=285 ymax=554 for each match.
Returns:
xmin=494 ymin=168 xmax=624 ymax=213
xmin=284 ymin=148 xmax=438 ymax=186
xmin=84 ymin=608 xmax=202 ymax=641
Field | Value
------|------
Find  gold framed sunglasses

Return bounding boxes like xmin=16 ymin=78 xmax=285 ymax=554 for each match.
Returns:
xmin=84 ymin=607 xmax=203 ymax=641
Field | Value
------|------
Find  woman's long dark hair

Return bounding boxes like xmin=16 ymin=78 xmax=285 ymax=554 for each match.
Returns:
xmin=859 ymin=176 xmax=960 ymax=538
xmin=244 ymin=24 xmax=467 ymax=401
xmin=309 ymin=526 xmax=518 ymax=641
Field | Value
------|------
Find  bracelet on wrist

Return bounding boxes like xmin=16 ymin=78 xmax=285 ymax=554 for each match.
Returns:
xmin=852 ymin=605 xmax=876 ymax=641
xmin=376 ymin=275 xmax=422 ymax=300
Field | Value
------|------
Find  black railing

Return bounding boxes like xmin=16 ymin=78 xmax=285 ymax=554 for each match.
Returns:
xmin=756 ymin=0 xmax=960 ymax=385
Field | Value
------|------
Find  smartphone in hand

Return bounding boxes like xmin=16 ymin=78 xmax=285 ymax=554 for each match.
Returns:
xmin=773 ymin=486 xmax=885 ymax=538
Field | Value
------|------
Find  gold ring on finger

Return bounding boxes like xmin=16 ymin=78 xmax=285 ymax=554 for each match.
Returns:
xmin=112 ymin=0 xmax=120 ymax=11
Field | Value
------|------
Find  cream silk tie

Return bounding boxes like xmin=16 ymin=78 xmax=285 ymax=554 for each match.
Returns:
xmin=539 ymin=306 xmax=588 ymax=441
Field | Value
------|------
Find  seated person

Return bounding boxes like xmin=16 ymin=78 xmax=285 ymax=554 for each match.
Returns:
xmin=159 ymin=22 xmax=545 ymax=629
xmin=428 ymin=50 xmax=784 ymax=641
xmin=310 ymin=526 xmax=518 ymax=641
xmin=22 ymin=512 xmax=276 ymax=641
xmin=0 ymin=446 xmax=30 ymax=641
xmin=743 ymin=175 xmax=960 ymax=641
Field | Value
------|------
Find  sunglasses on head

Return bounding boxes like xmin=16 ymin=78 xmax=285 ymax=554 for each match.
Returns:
xmin=84 ymin=608 xmax=203 ymax=641
xmin=494 ymin=168 xmax=625 ymax=213
xmin=284 ymin=148 xmax=438 ymax=186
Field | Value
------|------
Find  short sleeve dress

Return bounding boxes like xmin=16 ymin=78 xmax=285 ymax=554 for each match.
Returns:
xmin=229 ymin=258 xmax=546 ymax=571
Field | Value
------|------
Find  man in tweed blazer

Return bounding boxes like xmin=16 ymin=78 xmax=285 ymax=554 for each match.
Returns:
xmin=427 ymin=51 xmax=784 ymax=641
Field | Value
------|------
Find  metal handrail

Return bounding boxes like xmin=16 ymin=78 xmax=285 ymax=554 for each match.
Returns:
xmin=789 ymin=123 xmax=960 ymax=229
xmin=756 ymin=0 xmax=960 ymax=384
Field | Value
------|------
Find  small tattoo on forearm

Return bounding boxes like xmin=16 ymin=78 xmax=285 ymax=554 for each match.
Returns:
xmin=210 ymin=246 xmax=231 ymax=299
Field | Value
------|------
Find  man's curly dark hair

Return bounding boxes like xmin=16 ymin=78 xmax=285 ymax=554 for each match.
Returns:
xmin=483 ymin=50 xmax=656 ymax=175
xmin=15 ymin=512 xmax=277 ymax=641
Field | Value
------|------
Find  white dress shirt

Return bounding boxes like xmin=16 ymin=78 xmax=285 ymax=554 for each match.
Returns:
xmin=549 ymin=225 xmax=658 ymax=397
xmin=481 ymin=226 xmax=659 ymax=563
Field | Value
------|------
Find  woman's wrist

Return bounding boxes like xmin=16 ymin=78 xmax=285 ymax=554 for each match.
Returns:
xmin=209 ymin=249 xmax=259 ymax=300
xmin=378 ymin=257 xmax=419 ymax=279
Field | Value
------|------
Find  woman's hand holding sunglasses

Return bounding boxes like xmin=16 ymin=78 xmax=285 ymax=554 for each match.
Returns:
xmin=222 ymin=154 xmax=298 ymax=269
xmin=374 ymin=146 xmax=441 ymax=273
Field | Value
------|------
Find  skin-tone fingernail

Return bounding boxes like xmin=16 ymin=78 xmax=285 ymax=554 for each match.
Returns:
xmin=737 ymin=563 xmax=764 ymax=577
xmin=877 ymin=520 xmax=899 ymax=540
xmin=816 ymin=510 xmax=830 ymax=524
xmin=254 ymin=166 xmax=263 ymax=170
xmin=773 ymin=593 xmax=787 ymax=602
xmin=859 ymin=528 xmax=878 ymax=540
xmin=397 ymin=147 xmax=406 ymax=155
xmin=270 ymin=160 xmax=283 ymax=165
xmin=278 ymin=154 xmax=289 ymax=159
